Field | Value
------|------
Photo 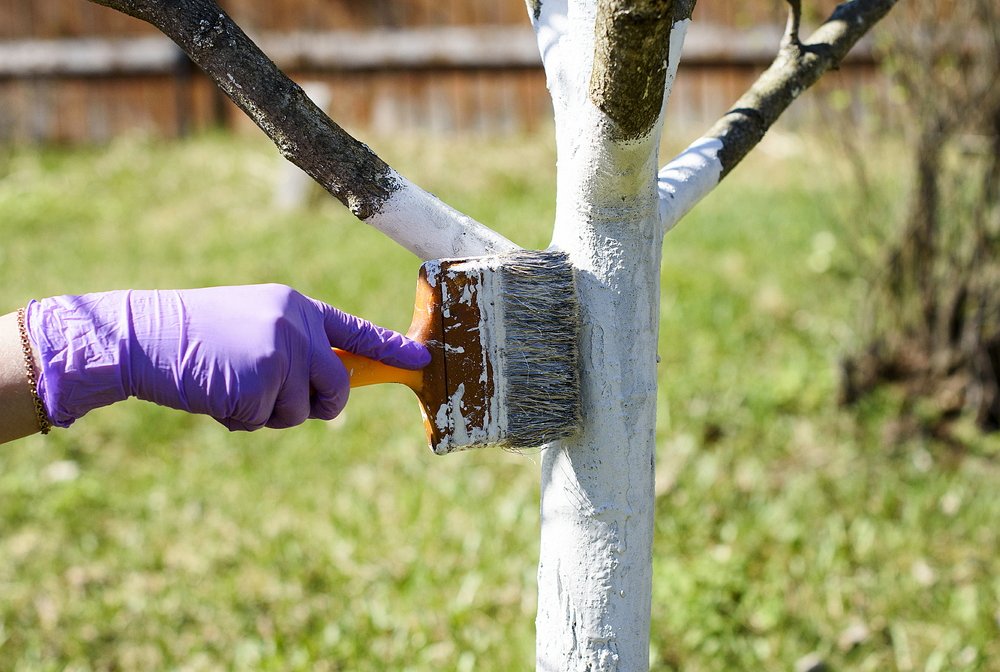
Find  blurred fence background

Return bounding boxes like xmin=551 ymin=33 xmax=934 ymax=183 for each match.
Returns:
xmin=0 ymin=0 xmax=887 ymax=143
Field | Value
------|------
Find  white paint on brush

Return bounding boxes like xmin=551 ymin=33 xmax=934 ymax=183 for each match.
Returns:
xmin=477 ymin=260 xmax=508 ymax=445
xmin=459 ymin=283 xmax=475 ymax=306
xmin=434 ymin=397 xmax=449 ymax=435
xmin=657 ymin=136 xmax=724 ymax=232
xmin=422 ymin=259 xmax=441 ymax=288
xmin=445 ymin=382 xmax=469 ymax=448
xmin=364 ymin=173 xmax=519 ymax=261
xmin=429 ymin=258 xmax=509 ymax=454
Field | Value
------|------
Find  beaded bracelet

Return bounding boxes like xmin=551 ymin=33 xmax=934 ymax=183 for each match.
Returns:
xmin=16 ymin=307 xmax=52 ymax=435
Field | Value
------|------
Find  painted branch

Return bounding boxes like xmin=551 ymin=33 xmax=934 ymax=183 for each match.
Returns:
xmin=86 ymin=0 xmax=514 ymax=260
xmin=657 ymin=0 xmax=898 ymax=231
xmin=366 ymin=177 xmax=519 ymax=260
xmin=657 ymin=136 xmax=724 ymax=228
xmin=708 ymin=0 xmax=898 ymax=177
xmin=527 ymin=0 xmax=575 ymax=131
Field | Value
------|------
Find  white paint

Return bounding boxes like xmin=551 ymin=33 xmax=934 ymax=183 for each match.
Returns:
xmin=533 ymin=0 xmax=598 ymax=166
xmin=363 ymin=173 xmax=520 ymax=261
xmin=657 ymin=136 xmax=724 ymax=231
xmin=423 ymin=259 xmax=441 ymax=288
xmin=445 ymin=382 xmax=469 ymax=450
xmin=532 ymin=0 xmax=570 ymax=110
xmin=532 ymin=1 xmax=688 ymax=668
xmin=459 ymin=283 xmax=475 ymax=306
xmin=477 ymin=262 xmax=508 ymax=446
xmin=430 ymin=259 xmax=509 ymax=454
xmin=541 ymin=116 xmax=663 ymax=671
xmin=662 ymin=19 xmax=690 ymax=119
xmin=434 ymin=398 xmax=449 ymax=434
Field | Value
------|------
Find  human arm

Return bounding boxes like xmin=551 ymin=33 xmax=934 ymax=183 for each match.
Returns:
xmin=1 ymin=285 xmax=429 ymax=444
xmin=0 ymin=311 xmax=45 ymax=443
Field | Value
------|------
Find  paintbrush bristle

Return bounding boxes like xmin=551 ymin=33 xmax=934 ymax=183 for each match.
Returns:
xmin=498 ymin=250 xmax=582 ymax=449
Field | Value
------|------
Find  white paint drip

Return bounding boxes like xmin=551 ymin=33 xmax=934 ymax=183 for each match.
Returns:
xmin=422 ymin=259 xmax=441 ymax=288
xmin=434 ymin=399 xmax=449 ymax=434
xmin=459 ymin=283 xmax=475 ymax=306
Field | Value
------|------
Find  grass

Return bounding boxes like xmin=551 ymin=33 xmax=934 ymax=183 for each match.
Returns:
xmin=0 ymin=130 xmax=998 ymax=671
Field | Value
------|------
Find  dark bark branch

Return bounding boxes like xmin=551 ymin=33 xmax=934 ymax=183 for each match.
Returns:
xmin=672 ymin=0 xmax=696 ymax=24
xmin=590 ymin=0 xmax=674 ymax=142
xmin=88 ymin=0 xmax=397 ymax=220
xmin=783 ymin=0 xmax=802 ymax=48
xmin=526 ymin=0 xmax=542 ymax=21
xmin=707 ymin=0 xmax=898 ymax=177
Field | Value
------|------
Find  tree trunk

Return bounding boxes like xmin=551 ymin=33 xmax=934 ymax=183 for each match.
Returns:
xmin=539 ymin=211 xmax=662 ymax=669
xmin=539 ymin=123 xmax=665 ymax=669
xmin=531 ymin=1 xmax=675 ymax=665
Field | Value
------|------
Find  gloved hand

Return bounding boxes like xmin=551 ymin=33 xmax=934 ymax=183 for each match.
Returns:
xmin=25 ymin=284 xmax=429 ymax=430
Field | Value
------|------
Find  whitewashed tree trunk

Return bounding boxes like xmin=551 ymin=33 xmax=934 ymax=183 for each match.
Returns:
xmin=532 ymin=2 xmax=680 ymax=665
xmin=88 ymin=0 xmax=900 ymax=668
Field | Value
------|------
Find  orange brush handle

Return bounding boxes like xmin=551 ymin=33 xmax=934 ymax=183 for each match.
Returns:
xmin=333 ymin=348 xmax=423 ymax=391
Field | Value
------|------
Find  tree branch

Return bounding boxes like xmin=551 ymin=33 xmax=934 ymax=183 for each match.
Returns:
xmin=658 ymin=0 xmax=899 ymax=231
xmin=526 ymin=0 xmax=573 ymax=122
xmin=708 ymin=0 xmax=898 ymax=177
xmin=87 ymin=0 xmax=516 ymax=260
xmin=782 ymin=0 xmax=802 ymax=49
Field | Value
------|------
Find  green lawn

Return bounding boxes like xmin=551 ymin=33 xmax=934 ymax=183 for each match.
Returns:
xmin=0 ymin=131 xmax=997 ymax=671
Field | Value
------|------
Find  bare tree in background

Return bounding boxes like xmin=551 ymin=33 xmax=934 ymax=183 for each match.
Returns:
xmin=842 ymin=0 xmax=1000 ymax=436
xmin=87 ymin=0 xmax=898 ymax=667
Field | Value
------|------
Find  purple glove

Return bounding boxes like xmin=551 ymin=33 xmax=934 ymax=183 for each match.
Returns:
xmin=25 ymin=284 xmax=429 ymax=431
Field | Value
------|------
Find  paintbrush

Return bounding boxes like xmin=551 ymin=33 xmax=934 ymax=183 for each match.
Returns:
xmin=333 ymin=249 xmax=581 ymax=455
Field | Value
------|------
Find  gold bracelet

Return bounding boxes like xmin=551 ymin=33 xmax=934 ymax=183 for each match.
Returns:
xmin=16 ymin=307 xmax=52 ymax=435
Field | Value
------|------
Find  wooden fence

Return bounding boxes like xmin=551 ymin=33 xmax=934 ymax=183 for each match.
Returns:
xmin=0 ymin=0 xmax=886 ymax=143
